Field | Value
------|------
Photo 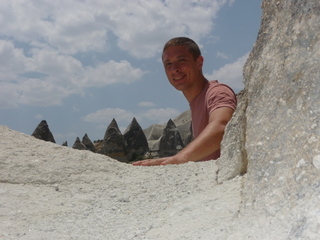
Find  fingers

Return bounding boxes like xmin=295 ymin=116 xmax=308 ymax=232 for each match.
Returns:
xmin=160 ymin=158 xmax=172 ymax=165
xmin=132 ymin=158 xmax=165 ymax=166
xmin=132 ymin=157 xmax=182 ymax=166
xmin=160 ymin=157 xmax=179 ymax=165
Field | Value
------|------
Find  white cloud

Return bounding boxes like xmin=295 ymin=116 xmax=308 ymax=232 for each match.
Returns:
xmin=141 ymin=108 xmax=181 ymax=124
xmin=138 ymin=101 xmax=156 ymax=107
xmin=0 ymin=0 xmax=234 ymax=58
xmin=47 ymin=11 xmax=108 ymax=55
xmin=0 ymin=44 xmax=145 ymax=108
xmin=216 ymin=51 xmax=230 ymax=60
xmin=83 ymin=107 xmax=181 ymax=126
xmin=34 ymin=114 xmax=44 ymax=119
xmin=83 ymin=108 xmax=135 ymax=124
xmin=16 ymin=78 xmax=76 ymax=106
xmin=27 ymin=48 xmax=83 ymax=77
xmin=205 ymin=53 xmax=249 ymax=91
xmin=106 ymin=0 xmax=231 ymax=58
xmin=0 ymin=0 xmax=234 ymax=108
xmin=0 ymin=1 xmax=108 ymax=55
xmin=83 ymin=60 xmax=145 ymax=87
xmin=0 ymin=40 xmax=27 ymax=81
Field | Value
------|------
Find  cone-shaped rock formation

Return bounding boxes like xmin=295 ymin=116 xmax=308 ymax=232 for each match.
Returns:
xmin=123 ymin=117 xmax=149 ymax=161
xmin=72 ymin=137 xmax=87 ymax=150
xmin=159 ymin=119 xmax=184 ymax=158
xmin=82 ymin=133 xmax=95 ymax=152
xmin=98 ymin=119 xmax=129 ymax=162
xmin=31 ymin=120 xmax=56 ymax=143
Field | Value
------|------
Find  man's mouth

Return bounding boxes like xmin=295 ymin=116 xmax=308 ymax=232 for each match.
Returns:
xmin=173 ymin=75 xmax=184 ymax=81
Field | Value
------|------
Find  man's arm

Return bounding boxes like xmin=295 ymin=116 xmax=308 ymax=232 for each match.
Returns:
xmin=132 ymin=107 xmax=234 ymax=166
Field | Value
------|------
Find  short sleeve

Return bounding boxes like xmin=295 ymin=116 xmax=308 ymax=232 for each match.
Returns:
xmin=206 ymin=84 xmax=237 ymax=115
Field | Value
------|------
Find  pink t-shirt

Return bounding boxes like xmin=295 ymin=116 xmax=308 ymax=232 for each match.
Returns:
xmin=190 ymin=80 xmax=237 ymax=161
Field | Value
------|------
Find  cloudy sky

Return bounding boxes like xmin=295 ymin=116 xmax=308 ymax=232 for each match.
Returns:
xmin=0 ymin=0 xmax=262 ymax=145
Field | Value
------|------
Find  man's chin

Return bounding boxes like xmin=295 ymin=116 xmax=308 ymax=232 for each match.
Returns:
xmin=173 ymin=85 xmax=185 ymax=91
xmin=171 ymin=82 xmax=186 ymax=90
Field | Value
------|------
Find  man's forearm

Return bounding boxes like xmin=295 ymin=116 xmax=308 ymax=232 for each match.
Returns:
xmin=173 ymin=120 xmax=226 ymax=163
xmin=132 ymin=122 xmax=225 ymax=166
xmin=133 ymin=107 xmax=234 ymax=166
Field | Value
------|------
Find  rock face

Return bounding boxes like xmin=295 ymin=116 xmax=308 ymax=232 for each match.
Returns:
xmin=144 ymin=123 xmax=165 ymax=141
xmin=98 ymin=119 xmax=129 ymax=162
xmin=217 ymin=0 xmax=320 ymax=238
xmin=173 ymin=110 xmax=193 ymax=146
xmin=31 ymin=120 xmax=55 ymax=143
xmin=123 ymin=118 xmax=149 ymax=161
xmin=177 ymin=120 xmax=193 ymax=147
xmin=0 ymin=126 xmax=236 ymax=239
xmin=143 ymin=110 xmax=192 ymax=158
xmin=144 ymin=110 xmax=192 ymax=142
xmin=93 ymin=139 xmax=103 ymax=152
xmin=72 ymin=137 xmax=87 ymax=150
xmin=82 ymin=133 xmax=95 ymax=152
xmin=243 ymin=0 xmax=320 ymax=236
xmin=159 ymin=119 xmax=184 ymax=158
xmin=218 ymin=89 xmax=248 ymax=182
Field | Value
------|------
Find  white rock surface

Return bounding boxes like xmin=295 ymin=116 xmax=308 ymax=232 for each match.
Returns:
xmin=1 ymin=123 xmax=319 ymax=239
xmin=0 ymin=126 xmax=242 ymax=239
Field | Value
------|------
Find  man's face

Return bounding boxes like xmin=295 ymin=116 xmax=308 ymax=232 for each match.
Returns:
xmin=162 ymin=45 xmax=203 ymax=92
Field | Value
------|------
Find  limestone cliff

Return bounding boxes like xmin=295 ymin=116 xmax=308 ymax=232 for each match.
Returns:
xmin=218 ymin=0 xmax=320 ymax=238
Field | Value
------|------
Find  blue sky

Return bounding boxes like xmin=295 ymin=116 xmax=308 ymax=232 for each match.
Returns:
xmin=0 ymin=0 xmax=262 ymax=146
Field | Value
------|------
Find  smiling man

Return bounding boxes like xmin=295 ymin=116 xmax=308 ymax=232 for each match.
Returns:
xmin=133 ymin=37 xmax=237 ymax=166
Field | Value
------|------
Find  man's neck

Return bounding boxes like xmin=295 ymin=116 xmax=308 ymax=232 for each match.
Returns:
xmin=183 ymin=77 xmax=208 ymax=103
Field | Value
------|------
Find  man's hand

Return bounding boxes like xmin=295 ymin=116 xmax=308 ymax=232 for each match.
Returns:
xmin=132 ymin=155 xmax=189 ymax=166
xmin=132 ymin=158 xmax=167 ymax=166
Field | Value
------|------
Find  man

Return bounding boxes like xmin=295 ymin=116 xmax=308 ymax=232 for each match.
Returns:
xmin=133 ymin=37 xmax=237 ymax=166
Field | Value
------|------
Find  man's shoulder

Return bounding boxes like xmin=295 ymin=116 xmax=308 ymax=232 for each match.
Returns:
xmin=206 ymin=80 xmax=237 ymax=112
xmin=208 ymin=80 xmax=219 ymax=86
xmin=208 ymin=80 xmax=235 ymax=93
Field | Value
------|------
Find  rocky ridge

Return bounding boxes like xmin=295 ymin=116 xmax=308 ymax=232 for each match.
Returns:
xmin=31 ymin=110 xmax=193 ymax=163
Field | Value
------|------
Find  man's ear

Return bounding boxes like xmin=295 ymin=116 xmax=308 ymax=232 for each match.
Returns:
xmin=197 ymin=56 xmax=204 ymax=69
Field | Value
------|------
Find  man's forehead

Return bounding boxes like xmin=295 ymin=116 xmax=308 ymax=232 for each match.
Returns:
xmin=162 ymin=45 xmax=190 ymax=61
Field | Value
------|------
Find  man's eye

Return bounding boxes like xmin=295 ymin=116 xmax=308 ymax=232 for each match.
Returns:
xmin=165 ymin=63 xmax=172 ymax=67
xmin=179 ymin=59 xmax=186 ymax=62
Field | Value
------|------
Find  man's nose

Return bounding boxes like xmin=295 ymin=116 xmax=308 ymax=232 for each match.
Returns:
xmin=172 ymin=63 xmax=180 ymax=72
